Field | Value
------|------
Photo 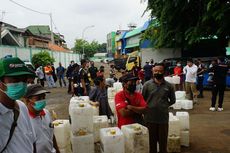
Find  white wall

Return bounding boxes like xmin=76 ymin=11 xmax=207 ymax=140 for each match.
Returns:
xmin=0 ymin=45 xmax=80 ymax=69
xmin=140 ymin=48 xmax=181 ymax=66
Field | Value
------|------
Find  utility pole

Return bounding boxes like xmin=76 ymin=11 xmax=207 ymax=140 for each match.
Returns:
xmin=50 ymin=13 xmax=54 ymax=44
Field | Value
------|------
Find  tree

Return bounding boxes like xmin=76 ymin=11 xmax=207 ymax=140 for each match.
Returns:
xmin=144 ymin=0 xmax=230 ymax=54
xmin=31 ymin=51 xmax=55 ymax=67
xmin=72 ymin=39 xmax=105 ymax=58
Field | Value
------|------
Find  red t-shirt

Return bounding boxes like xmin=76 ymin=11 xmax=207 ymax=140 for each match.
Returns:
xmin=115 ymin=90 xmax=147 ymax=128
xmin=174 ymin=66 xmax=182 ymax=75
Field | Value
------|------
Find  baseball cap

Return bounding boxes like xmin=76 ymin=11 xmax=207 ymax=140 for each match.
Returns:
xmin=120 ymin=73 xmax=138 ymax=83
xmin=25 ymin=84 xmax=50 ymax=98
xmin=0 ymin=57 xmax=35 ymax=78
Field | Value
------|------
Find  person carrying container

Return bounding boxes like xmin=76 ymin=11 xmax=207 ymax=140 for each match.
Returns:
xmin=115 ymin=73 xmax=147 ymax=128
xmin=0 ymin=57 xmax=36 ymax=153
xmin=23 ymin=84 xmax=60 ymax=153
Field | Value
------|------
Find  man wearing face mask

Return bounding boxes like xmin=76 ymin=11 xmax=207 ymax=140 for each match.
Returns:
xmin=0 ymin=57 xmax=36 ymax=153
xmin=115 ymin=73 xmax=147 ymax=128
xmin=142 ymin=63 xmax=175 ymax=153
xmin=23 ymin=84 xmax=60 ymax=153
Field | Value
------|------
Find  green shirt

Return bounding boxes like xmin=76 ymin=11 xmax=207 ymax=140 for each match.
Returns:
xmin=142 ymin=79 xmax=175 ymax=123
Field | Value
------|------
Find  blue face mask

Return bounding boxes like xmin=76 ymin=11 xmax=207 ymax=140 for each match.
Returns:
xmin=33 ymin=100 xmax=46 ymax=111
xmin=2 ymin=82 xmax=27 ymax=100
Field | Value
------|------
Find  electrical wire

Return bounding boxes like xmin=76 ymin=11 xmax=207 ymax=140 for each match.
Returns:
xmin=9 ymin=0 xmax=49 ymax=15
xmin=8 ymin=0 xmax=61 ymax=34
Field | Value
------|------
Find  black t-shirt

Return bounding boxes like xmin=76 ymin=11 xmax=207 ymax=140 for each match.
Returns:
xmin=213 ymin=64 xmax=229 ymax=85
xmin=89 ymin=66 xmax=98 ymax=79
xmin=79 ymin=68 xmax=90 ymax=85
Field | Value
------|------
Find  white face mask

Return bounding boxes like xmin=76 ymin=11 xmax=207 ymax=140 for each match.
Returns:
xmin=177 ymin=64 xmax=181 ymax=67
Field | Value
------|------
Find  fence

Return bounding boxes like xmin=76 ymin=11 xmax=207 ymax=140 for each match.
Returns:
xmin=0 ymin=45 xmax=80 ymax=68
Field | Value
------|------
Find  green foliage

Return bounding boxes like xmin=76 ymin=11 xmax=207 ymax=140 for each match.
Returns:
xmin=144 ymin=0 xmax=230 ymax=49
xmin=72 ymin=39 xmax=107 ymax=58
xmin=31 ymin=51 xmax=55 ymax=67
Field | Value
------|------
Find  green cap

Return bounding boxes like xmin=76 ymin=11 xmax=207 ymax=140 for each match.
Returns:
xmin=0 ymin=57 xmax=35 ymax=78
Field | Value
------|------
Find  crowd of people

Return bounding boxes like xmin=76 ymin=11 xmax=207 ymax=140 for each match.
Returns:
xmin=0 ymin=56 xmax=229 ymax=153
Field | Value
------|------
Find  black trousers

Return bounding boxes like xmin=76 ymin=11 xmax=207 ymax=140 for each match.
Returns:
xmin=197 ymin=76 xmax=204 ymax=96
xmin=146 ymin=122 xmax=168 ymax=153
xmin=211 ymin=84 xmax=226 ymax=108
xmin=68 ymin=78 xmax=72 ymax=93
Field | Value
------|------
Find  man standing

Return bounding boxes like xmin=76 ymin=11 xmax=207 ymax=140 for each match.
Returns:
xmin=131 ymin=61 xmax=141 ymax=77
xmin=0 ymin=57 xmax=36 ymax=153
xmin=115 ymin=73 xmax=147 ymax=128
xmin=79 ymin=59 xmax=90 ymax=96
xmin=56 ymin=62 xmax=66 ymax=87
xmin=183 ymin=58 xmax=198 ymax=103
xmin=88 ymin=61 xmax=98 ymax=81
xmin=35 ymin=65 xmax=45 ymax=87
xmin=44 ymin=63 xmax=56 ymax=88
xmin=66 ymin=60 xmax=75 ymax=93
xmin=143 ymin=61 xmax=153 ymax=82
xmin=209 ymin=57 xmax=229 ymax=112
xmin=197 ymin=59 xmax=206 ymax=98
xmin=142 ymin=63 xmax=175 ymax=153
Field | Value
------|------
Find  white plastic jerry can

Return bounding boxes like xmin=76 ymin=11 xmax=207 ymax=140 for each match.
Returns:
xmin=180 ymin=130 xmax=189 ymax=147
xmin=113 ymin=81 xmax=123 ymax=92
xmin=100 ymin=127 xmax=125 ymax=153
xmin=175 ymin=91 xmax=186 ymax=100
xmin=53 ymin=120 xmax=71 ymax=150
xmin=93 ymin=115 xmax=109 ymax=143
xmin=176 ymin=111 xmax=190 ymax=130
xmin=107 ymin=87 xmax=116 ymax=99
xmin=169 ymin=115 xmax=180 ymax=136
xmin=172 ymin=100 xmax=182 ymax=110
xmin=172 ymin=75 xmax=180 ymax=84
xmin=121 ymin=123 xmax=149 ymax=153
xmin=181 ymin=100 xmax=193 ymax=110
xmin=167 ymin=135 xmax=181 ymax=153
xmin=71 ymin=132 xmax=94 ymax=153
xmin=69 ymin=102 xmax=94 ymax=135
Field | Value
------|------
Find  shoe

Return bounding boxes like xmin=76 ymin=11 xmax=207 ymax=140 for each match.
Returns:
xmin=217 ymin=107 xmax=223 ymax=112
xmin=209 ymin=107 xmax=216 ymax=111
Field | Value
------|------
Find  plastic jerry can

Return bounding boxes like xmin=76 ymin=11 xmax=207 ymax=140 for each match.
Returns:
xmin=53 ymin=120 xmax=70 ymax=149
xmin=113 ymin=81 xmax=123 ymax=92
xmin=69 ymin=103 xmax=94 ymax=135
xmin=92 ymin=105 xmax=99 ymax=116
xmin=175 ymin=91 xmax=186 ymax=100
xmin=100 ymin=127 xmax=125 ymax=153
xmin=167 ymin=135 xmax=181 ymax=152
xmin=180 ymin=130 xmax=189 ymax=147
xmin=107 ymin=87 xmax=116 ymax=99
xmin=181 ymin=100 xmax=193 ymax=110
xmin=164 ymin=76 xmax=173 ymax=84
xmin=176 ymin=112 xmax=189 ymax=130
xmin=172 ymin=100 xmax=182 ymax=110
xmin=121 ymin=123 xmax=149 ymax=153
xmin=172 ymin=75 xmax=180 ymax=84
xmin=71 ymin=133 xmax=94 ymax=153
xmin=93 ymin=115 xmax=109 ymax=142
xmin=169 ymin=116 xmax=180 ymax=136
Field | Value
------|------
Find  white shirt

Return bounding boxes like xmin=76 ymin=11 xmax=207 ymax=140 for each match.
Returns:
xmin=36 ymin=66 xmax=45 ymax=79
xmin=0 ymin=100 xmax=36 ymax=153
xmin=30 ymin=109 xmax=56 ymax=153
xmin=183 ymin=64 xmax=198 ymax=83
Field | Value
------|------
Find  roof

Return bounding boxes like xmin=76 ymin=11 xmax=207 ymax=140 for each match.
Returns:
xmin=124 ymin=28 xmax=142 ymax=38
xmin=48 ymin=43 xmax=70 ymax=52
xmin=27 ymin=25 xmax=51 ymax=35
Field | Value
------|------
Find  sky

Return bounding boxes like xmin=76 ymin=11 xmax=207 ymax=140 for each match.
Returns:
xmin=1 ymin=0 xmax=150 ymax=48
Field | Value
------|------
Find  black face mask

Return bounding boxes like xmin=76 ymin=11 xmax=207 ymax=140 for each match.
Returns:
xmin=154 ymin=73 xmax=164 ymax=80
xmin=127 ymin=84 xmax=136 ymax=93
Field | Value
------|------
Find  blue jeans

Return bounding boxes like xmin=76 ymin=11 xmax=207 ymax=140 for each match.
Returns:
xmin=45 ymin=75 xmax=56 ymax=87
